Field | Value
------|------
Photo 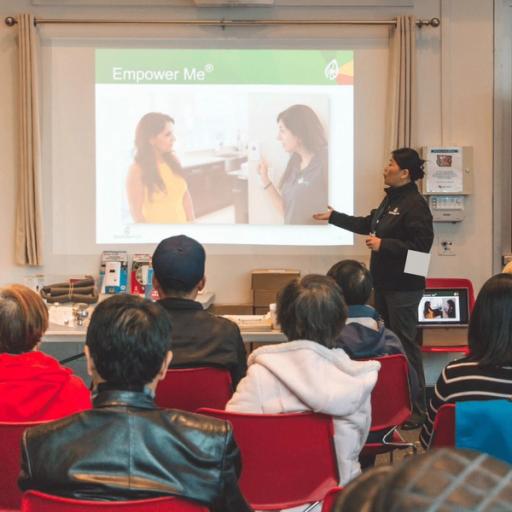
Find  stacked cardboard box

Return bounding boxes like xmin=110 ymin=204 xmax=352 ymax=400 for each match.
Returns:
xmin=251 ymin=269 xmax=300 ymax=314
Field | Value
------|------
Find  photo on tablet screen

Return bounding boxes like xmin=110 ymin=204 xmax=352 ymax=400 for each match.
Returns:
xmin=417 ymin=288 xmax=469 ymax=325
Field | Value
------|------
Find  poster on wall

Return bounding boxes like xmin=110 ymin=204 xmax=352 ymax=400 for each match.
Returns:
xmin=424 ymin=147 xmax=464 ymax=194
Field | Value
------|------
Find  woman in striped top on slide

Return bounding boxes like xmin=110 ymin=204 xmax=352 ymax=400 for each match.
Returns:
xmin=420 ymin=273 xmax=512 ymax=448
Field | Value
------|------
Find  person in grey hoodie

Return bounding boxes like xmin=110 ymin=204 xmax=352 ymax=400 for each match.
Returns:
xmin=327 ymin=260 xmax=419 ymax=405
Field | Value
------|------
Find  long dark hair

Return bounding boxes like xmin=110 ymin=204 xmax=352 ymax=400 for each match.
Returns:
xmin=134 ymin=112 xmax=183 ymax=200
xmin=468 ymin=273 xmax=512 ymax=367
xmin=277 ymin=104 xmax=327 ymax=154
xmin=277 ymin=105 xmax=328 ymax=189
xmin=392 ymin=147 xmax=425 ymax=181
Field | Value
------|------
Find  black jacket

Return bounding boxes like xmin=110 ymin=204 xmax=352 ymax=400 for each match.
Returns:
xmin=158 ymin=298 xmax=247 ymax=388
xmin=19 ymin=387 xmax=252 ymax=511
xmin=329 ymin=182 xmax=433 ymax=291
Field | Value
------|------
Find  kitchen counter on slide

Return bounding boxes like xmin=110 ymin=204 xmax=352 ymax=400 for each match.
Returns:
xmin=180 ymin=149 xmax=249 ymax=220
xmin=180 ymin=149 xmax=247 ymax=169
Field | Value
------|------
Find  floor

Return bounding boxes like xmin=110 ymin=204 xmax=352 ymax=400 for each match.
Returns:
xmin=375 ymin=426 xmax=424 ymax=467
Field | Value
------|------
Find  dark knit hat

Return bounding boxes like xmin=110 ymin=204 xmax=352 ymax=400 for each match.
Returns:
xmin=152 ymin=235 xmax=205 ymax=293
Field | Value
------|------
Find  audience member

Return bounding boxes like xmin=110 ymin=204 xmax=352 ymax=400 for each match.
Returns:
xmin=152 ymin=235 xmax=247 ymax=387
xmin=331 ymin=448 xmax=512 ymax=512
xmin=19 ymin=294 xmax=251 ymax=511
xmin=421 ymin=273 xmax=512 ymax=448
xmin=226 ymin=274 xmax=380 ymax=487
xmin=0 ymin=284 xmax=91 ymax=421
xmin=327 ymin=259 xmax=419 ymax=401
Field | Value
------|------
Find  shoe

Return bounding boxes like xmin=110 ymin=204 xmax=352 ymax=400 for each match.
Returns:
xmin=401 ymin=412 xmax=426 ymax=430
xmin=401 ymin=420 xmax=423 ymax=430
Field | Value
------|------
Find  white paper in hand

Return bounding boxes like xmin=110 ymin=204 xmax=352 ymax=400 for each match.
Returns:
xmin=404 ymin=250 xmax=431 ymax=277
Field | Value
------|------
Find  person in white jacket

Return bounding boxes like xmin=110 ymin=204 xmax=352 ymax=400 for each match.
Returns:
xmin=226 ymin=274 xmax=381 ymax=490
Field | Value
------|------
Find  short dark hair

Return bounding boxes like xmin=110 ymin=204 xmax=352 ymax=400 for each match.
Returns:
xmin=327 ymin=260 xmax=373 ymax=306
xmin=277 ymin=274 xmax=347 ymax=348
xmin=468 ymin=273 xmax=512 ymax=367
xmin=86 ymin=294 xmax=172 ymax=386
xmin=392 ymin=147 xmax=425 ymax=181
xmin=152 ymin=235 xmax=206 ymax=296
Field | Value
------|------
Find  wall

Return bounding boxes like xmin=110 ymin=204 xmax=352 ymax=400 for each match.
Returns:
xmin=0 ymin=0 xmax=495 ymax=303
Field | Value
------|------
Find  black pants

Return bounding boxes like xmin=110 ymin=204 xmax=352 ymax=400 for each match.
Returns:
xmin=374 ymin=288 xmax=426 ymax=416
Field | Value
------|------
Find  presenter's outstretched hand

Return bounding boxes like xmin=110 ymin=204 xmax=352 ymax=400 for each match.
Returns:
xmin=365 ymin=235 xmax=382 ymax=252
xmin=313 ymin=207 xmax=333 ymax=221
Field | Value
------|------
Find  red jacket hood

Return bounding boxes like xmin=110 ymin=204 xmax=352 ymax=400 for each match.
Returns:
xmin=0 ymin=351 xmax=92 ymax=421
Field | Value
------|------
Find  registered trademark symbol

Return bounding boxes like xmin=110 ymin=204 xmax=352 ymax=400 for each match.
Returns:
xmin=204 ymin=64 xmax=214 ymax=73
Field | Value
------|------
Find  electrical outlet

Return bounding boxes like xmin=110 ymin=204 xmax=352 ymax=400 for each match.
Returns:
xmin=439 ymin=239 xmax=456 ymax=256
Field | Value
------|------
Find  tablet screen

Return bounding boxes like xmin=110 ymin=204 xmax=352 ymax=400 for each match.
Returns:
xmin=417 ymin=288 xmax=469 ymax=326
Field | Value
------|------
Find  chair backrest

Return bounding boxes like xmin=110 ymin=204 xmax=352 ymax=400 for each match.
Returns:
xmin=198 ymin=409 xmax=338 ymax=510
xmin=0 ymin=421 xmax=47 ymax=510
xmin=368 ymin=354 xmax=412 ymax=431
xmin=426 ymin=277 xmax=476 ymax=313
xmin=321 ymin=486 xmax=343 ymax=512
xmin=155 ymin=367 xmax=233 ymax=412
xmin=21 ymin=491 xmax=208 ymax=511
xmin=430 ymin=403 xmax=455 ymax=448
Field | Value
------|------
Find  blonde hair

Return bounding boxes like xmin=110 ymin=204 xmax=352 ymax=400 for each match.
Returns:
xmin=502 ymin=261 xmax=512 ymax=274
xmin=0 ymin=284 xmax=48 ymax=353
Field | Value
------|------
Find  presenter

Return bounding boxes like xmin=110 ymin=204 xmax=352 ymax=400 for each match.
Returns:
xmin=126 ymin=112 xmax=195 ymax=223
xmin=258 ymin=104 xmax=328 ymax=224
xmin=314 ymin=148 xmax=434 ymax=427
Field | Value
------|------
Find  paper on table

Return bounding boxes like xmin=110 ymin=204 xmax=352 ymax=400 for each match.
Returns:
xmin=404 ymin=250 xmax=431 ymax=277
xmin=48 ymin=305 xmax=74 ymax=326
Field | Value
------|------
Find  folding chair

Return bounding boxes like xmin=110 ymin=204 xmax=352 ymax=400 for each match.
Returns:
xmin=198 ymin=409 xmax=338 ymax=511
xmin=0 ymin=421 xmax=47 ymax=511
xmin=21 ymin=491 xmax=208 ymax=511
xmin=430 ymin=403 xmax=455 ymax=448
xmin=155 ymin=367 xmax=232 ymax=412
xmin=360 ymin=354 xmax=416 ymax=460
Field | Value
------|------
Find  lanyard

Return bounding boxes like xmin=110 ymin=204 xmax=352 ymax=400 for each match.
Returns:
xmin=370 ymin=195 xmax=391 ymax=235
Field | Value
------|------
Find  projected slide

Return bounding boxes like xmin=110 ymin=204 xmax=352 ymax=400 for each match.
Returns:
xmin=96 ymin=49 xmax=354 ymax=245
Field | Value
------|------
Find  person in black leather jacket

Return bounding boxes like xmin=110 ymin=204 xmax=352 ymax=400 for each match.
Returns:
xmin=18 ymin=294 xmax=251 ymax=512
xmin=314 ymin=148 xmax=434 ymax=427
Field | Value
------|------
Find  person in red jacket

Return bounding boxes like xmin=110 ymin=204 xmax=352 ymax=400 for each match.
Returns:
xmin=0 ymin=284 xmax=91 ymax=421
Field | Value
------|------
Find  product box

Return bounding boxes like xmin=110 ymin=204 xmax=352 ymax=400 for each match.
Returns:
xmin=145 ymin=268 xmax=161 ymax=301
xmin=251 ymin=269 xmax=300 ymax=312
xmin=100 ymin=251 xmax=128 ymax=294
xmin=251 ymin=269 xmax=301 ymax=291
xmin=130 ymin=254 xmax=152 ymax=297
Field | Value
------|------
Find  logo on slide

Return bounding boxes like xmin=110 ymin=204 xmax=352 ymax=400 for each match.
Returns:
xmin=324 ymin=59 xmax=339 ymax=80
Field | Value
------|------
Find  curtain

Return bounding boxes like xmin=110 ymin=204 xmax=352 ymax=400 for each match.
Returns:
xmin=387 ymin=15 xmax=417 ymax=152
xmin=15 ymin=13 xmax=44 ymax=266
